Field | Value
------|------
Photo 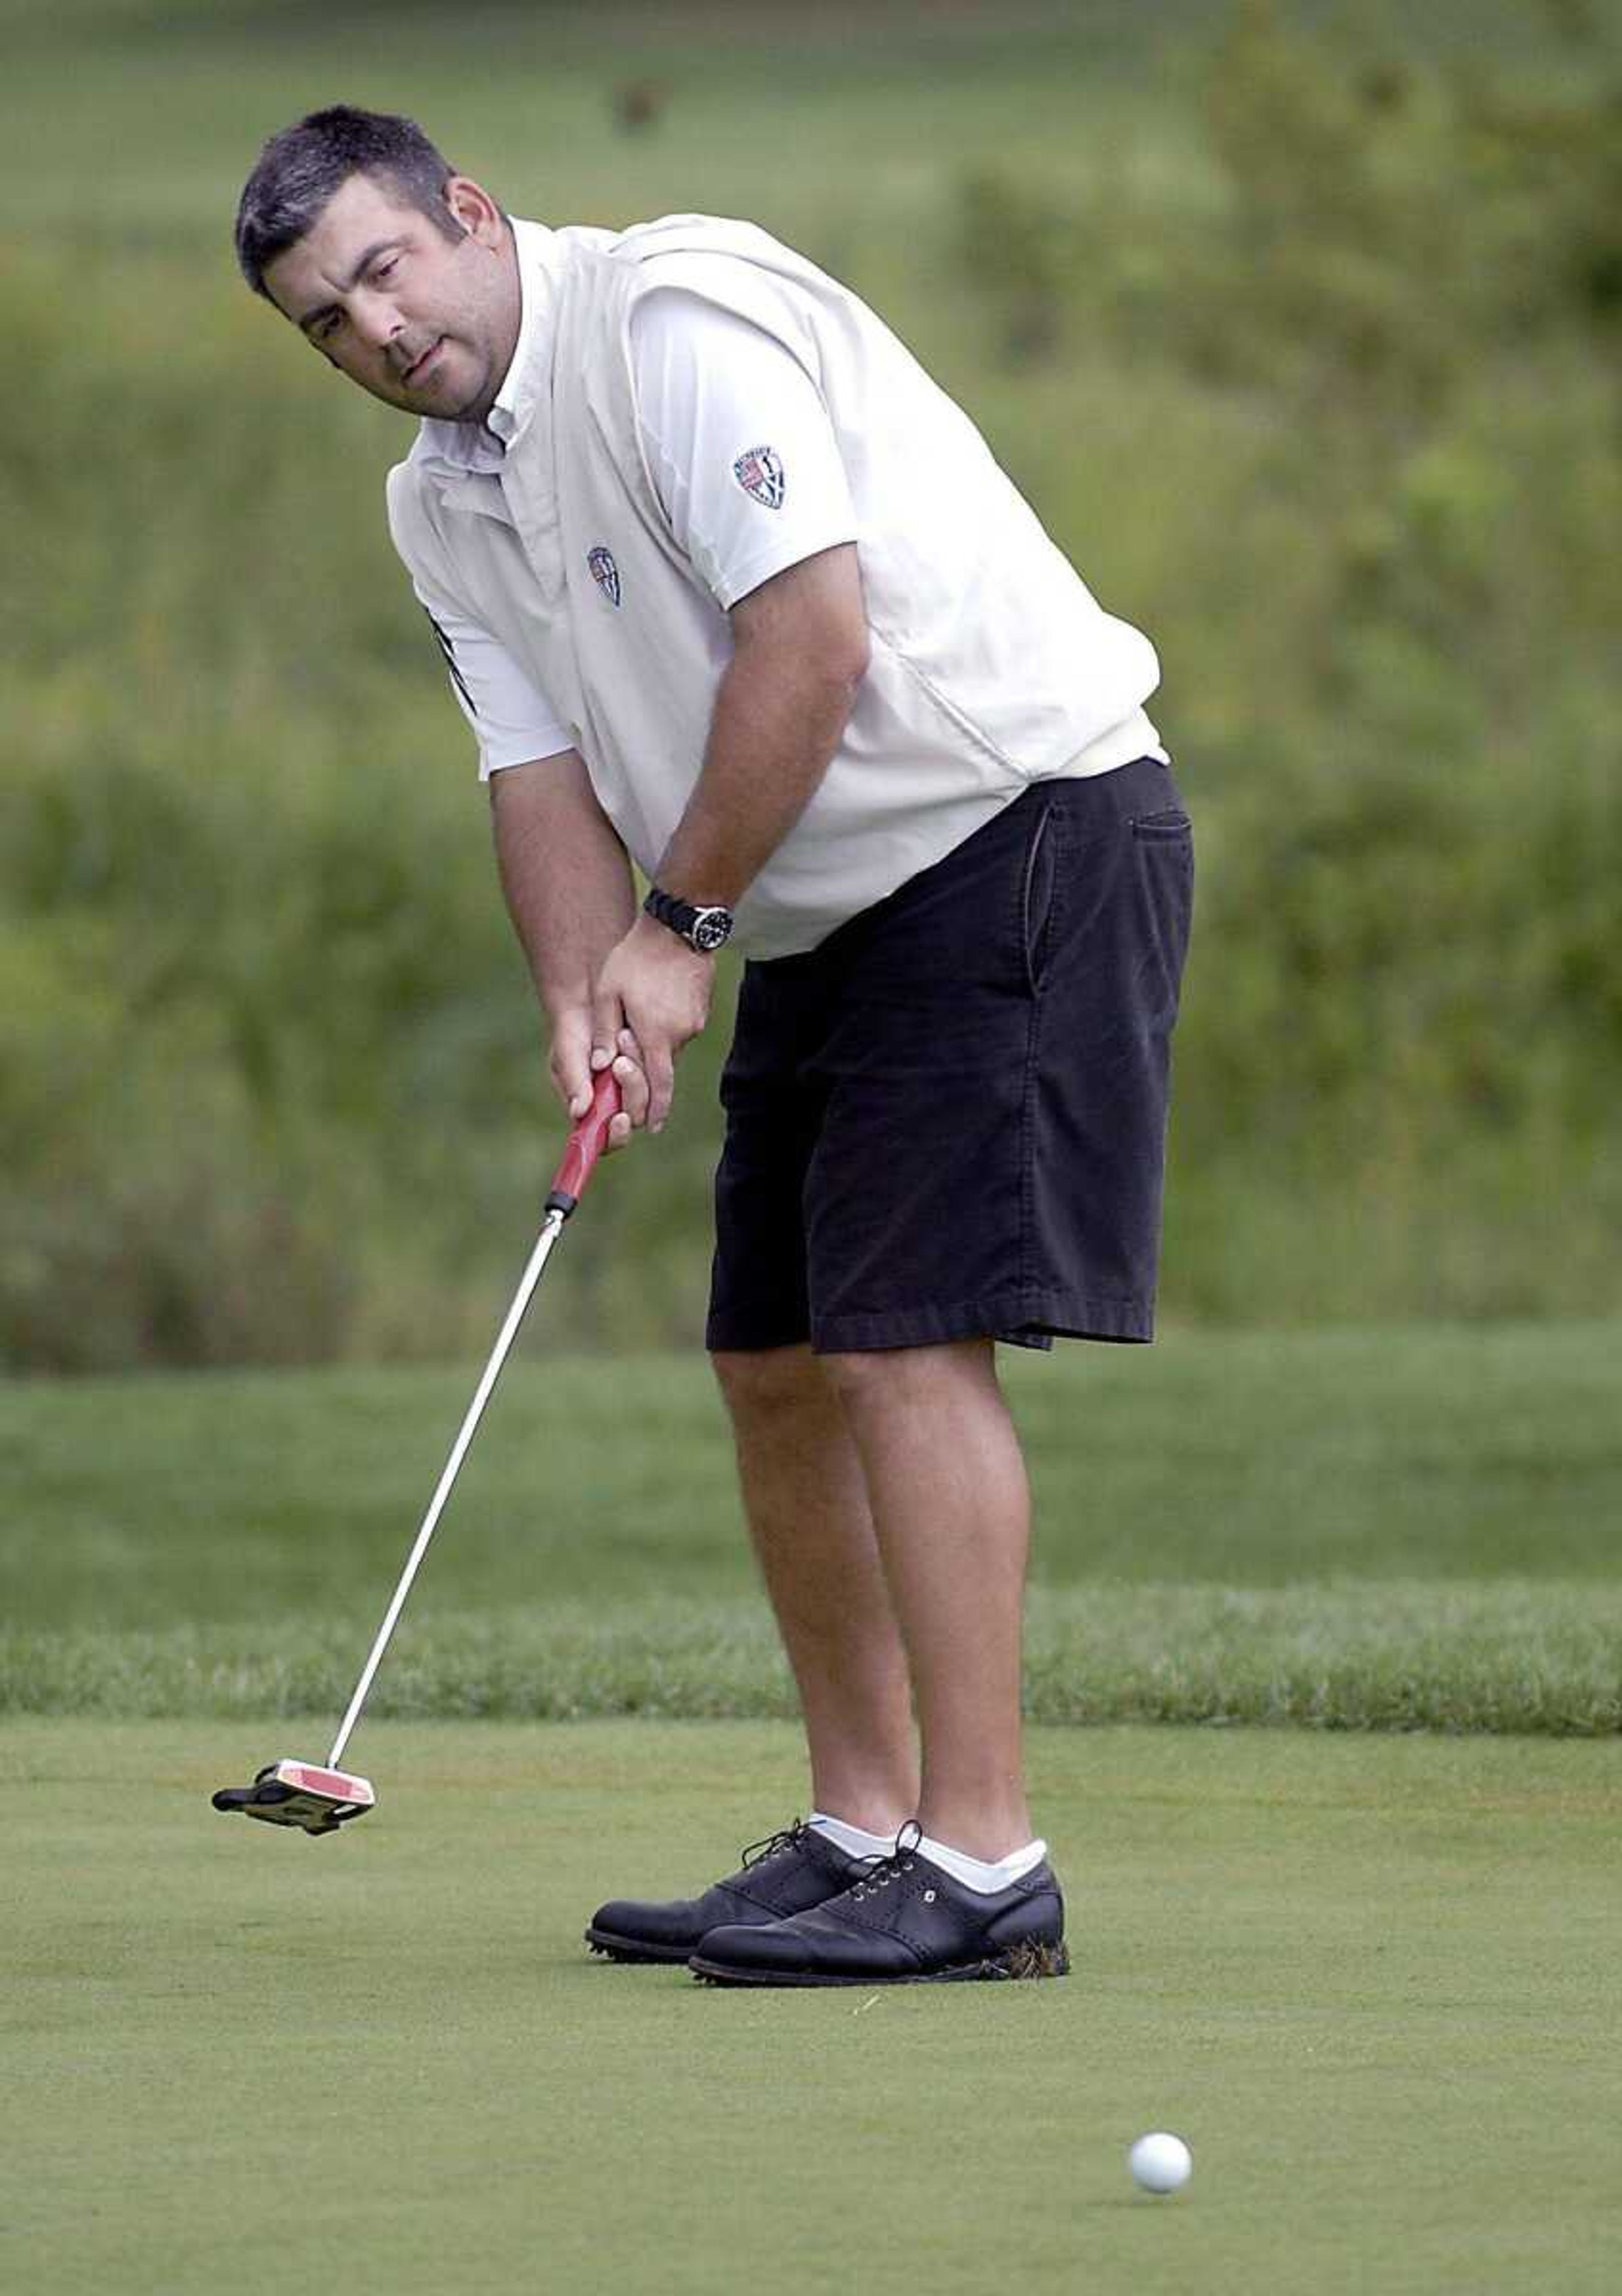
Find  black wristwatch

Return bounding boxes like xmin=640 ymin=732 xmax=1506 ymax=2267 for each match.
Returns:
xmin=643 ymin=886 xmax=735 ymax=954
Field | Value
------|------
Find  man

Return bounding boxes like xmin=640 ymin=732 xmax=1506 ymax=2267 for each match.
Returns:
xmin=235 ymin=106 xmax=1193 ymax=1988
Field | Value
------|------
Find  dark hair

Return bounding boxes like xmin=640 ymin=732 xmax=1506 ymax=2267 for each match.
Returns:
xmin=234 ymin=105 xmax=466 ymax=298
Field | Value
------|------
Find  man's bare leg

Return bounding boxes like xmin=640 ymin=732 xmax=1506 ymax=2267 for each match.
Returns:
xmin=822 ymin=1339 xmax=1032 ymax=1861
xmin=712 ymin=1346 xmax=919 ymax=1835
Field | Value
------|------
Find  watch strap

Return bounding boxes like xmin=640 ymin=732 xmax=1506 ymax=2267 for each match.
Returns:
xmin=643 ymin=886 xmax=732 ymax=951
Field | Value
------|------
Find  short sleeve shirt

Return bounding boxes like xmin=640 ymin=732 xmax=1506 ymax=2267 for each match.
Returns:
xmin=422 ymin=289 xmax=860 ymax=777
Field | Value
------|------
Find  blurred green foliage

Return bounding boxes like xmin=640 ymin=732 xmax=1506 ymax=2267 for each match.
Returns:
xmin=3 ymin=1 xmax=1619 ymax=1366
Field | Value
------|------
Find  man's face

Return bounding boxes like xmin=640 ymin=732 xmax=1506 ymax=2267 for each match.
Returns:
xmin=263 ymin=170 xmax=521 ymax=424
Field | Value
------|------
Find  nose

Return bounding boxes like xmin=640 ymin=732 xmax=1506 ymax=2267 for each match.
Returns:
xmin=348 ymin=289 xmax=403 ymax=353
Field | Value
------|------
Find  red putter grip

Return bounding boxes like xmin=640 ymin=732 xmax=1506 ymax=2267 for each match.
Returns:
xmin=546 ymin=1069 xmax=622 ymax=1214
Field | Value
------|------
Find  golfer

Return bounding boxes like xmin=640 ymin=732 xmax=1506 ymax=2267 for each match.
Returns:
xmin=235 ymin=106 xmax=1193 ymax=1986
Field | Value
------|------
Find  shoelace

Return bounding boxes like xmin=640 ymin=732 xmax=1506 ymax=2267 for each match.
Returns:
xmin=845 ymin=1819 xmax=925 ymax=1901
xmin=738 ymin=1820 xmax=811 ymax=1869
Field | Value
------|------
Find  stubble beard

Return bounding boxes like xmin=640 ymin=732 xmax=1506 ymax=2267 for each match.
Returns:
xmin=384 ymin=334 xmax=495 ymax=424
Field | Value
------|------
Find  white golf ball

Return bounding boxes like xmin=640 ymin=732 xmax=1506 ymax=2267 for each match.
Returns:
xmin=1128 ymin=2131 xmax=1193 ymax=2194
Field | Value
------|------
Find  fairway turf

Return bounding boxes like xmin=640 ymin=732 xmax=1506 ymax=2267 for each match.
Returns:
xmin=4 ymin=1326 xmax=1620 ymax=1731
xmin=3 ymin=1719 xmax=1619 ymax=2294
xmin=10 ymin=1325 xmax=1622 ymax=1625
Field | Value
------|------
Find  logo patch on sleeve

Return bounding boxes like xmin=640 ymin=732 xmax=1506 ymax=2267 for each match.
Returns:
xmin=587 ymin=545 xmax=622 ymax=607
xmin=732 ymin=444 xmax=786 ymax=509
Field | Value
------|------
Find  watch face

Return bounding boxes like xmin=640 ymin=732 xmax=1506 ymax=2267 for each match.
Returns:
xmin=691 ymin=908 xmax=733 ymax=953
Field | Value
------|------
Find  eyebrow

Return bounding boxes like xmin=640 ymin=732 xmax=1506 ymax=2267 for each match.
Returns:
xmin=296 ymin=237 xmax=406 ymax=337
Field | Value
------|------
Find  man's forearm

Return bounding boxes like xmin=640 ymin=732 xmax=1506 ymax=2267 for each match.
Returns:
xmin=580 ymin=547 xmax=868 ymax=1137
xmin=655 ymin=545 xmax=869 ymax=906
xmin=490 ymin=750 xmax=637 ymax=1022
xmin=655 ymin=646 xmax=859 ymax=905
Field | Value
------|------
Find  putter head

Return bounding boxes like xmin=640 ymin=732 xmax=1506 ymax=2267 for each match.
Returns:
xmin=212 ymin=1760 xmax=375 ymax=1837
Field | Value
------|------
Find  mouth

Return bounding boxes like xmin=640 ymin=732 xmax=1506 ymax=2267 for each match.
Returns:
xmin=400 ymin=337 xmax=444 ymax=386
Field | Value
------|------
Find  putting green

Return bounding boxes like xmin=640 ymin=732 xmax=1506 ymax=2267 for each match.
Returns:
xmin=3 ymin=1721 xmax=1618 ymax=2293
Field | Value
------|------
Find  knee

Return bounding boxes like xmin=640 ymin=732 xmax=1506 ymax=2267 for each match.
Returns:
xmin=710 ymin=1344 xmax=827 ymax=1422
xmin=818 ymin=1349 xmax=890 ymax=1411
xmin=821 ymin=1340 xmax=993 ymax=1418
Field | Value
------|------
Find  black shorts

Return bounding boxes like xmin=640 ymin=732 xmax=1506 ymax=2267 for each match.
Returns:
xmin=706 ymin=755 xmax=1194 ymax=1355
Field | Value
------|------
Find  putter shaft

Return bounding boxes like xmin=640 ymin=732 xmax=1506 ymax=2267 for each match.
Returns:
xmin=326 ymin=1207 xmax=565 ymax=1768
xmin=321 ymin=1070 xmax=621 ymax=1773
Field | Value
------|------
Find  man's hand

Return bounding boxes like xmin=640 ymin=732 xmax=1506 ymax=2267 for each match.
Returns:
xmin=549 ymin=1005 xmax=645 ymax=1151
xmin=590 ymin=913 xmax=716 ymax=1133
xmin=488 ymin=751 xmax=648 ymax=1151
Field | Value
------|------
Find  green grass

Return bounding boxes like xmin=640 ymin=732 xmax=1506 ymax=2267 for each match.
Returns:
xmin=1 ymin=0 xmax=1197 ymax=245
xmin=3 ymin=1718 xmax=1619 ymax=2295
xmin=5 ymin=1583 xmax=1617 ymax=1735
xmin=3 ymin=1325 xmax=1619 ymax=1730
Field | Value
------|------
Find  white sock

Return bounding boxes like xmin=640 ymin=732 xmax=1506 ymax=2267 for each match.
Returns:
xmin=808 ymin=1810 xmax=902 ymax=1862
xmin=915 ymin=1833 xmax=1048 ymax=1894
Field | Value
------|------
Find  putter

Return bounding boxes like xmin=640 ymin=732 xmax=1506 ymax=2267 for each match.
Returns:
xmin=212 ymin=1069 xmax=622 ymax=1838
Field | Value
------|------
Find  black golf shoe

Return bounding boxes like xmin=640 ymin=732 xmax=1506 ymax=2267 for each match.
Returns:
xmin=585 ymin=1820 xmax=860 ymax=1964
xmin=689 ymin=1828 xmax=1069 ymax=1987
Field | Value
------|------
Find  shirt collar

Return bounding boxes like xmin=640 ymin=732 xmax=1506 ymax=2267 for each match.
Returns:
xmin=484 ymin=219 xmax=545 ymax=450
xmin=411 ymin=217 xmax=558 ymax=477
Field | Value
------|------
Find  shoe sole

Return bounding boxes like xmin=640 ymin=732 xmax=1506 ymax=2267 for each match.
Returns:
xmin=584 ymin=1926 xmax=700 ymax=1965
xmin=689 ymin=1940 xmax=1070 ymax=1988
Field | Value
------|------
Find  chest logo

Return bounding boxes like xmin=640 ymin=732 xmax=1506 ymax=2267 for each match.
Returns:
xmin=587 ymin=545 xmax=622 ymax=607
xmin=732 ymin=444 xmax=786 ymax=510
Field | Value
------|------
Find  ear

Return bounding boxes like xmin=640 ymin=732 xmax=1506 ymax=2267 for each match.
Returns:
xmin=444 ymin=174 xmax=505 ymax=247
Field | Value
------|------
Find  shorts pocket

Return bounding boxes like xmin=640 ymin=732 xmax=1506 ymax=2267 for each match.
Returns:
xmin=1131 ymin=807 xmax=1193 ymax=842
xmin=1021 ymin=800 xmax=1058 ymax=995
xmin=1128 ymin=813 xmax=1194 ymax=1028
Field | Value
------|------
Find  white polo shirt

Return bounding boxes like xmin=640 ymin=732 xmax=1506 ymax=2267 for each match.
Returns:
xmin=419 ymin=290 xmax=864 ymax=777
xmin=389 ymin=216 xmax=1167 ymax=957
